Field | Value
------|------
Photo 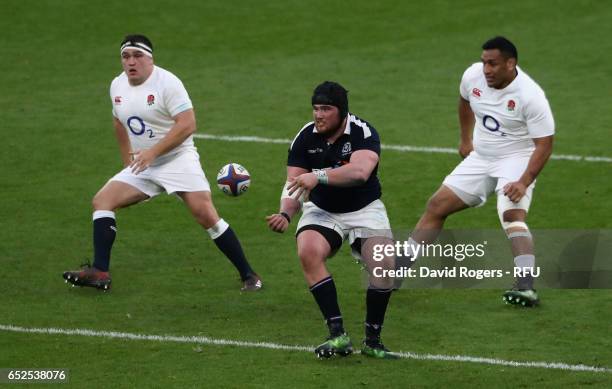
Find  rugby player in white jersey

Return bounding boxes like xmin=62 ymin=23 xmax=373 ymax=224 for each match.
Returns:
xmin=63 ymin=34 xmax=262 ymax=292
xmin=407 ymin=36 xmax=554 ymax=306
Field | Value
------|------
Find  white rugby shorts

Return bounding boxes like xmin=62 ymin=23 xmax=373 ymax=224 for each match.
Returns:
xmin=297 ymin=199 xmax=392 ymax=258
xmin=443 ymin=151 xmax=534 ymax=209
xmin=109 ymin=149 xmax=210 ymax=197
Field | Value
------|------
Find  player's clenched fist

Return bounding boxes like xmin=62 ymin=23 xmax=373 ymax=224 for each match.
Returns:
xmin=266 ymin=213 xmax=289 ymax=233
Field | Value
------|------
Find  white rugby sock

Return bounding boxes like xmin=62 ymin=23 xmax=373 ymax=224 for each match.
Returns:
xmin=514 ymin=254 xmax=535 ymax=289
xmin=206 ymin=219 xmax=229 ymax=239
xmin=406 ymin=237 xmax=421 ymax=261
xmin=93 ymin=210 xmax=115 ymax=220
xmin=514 ymin=254 xmax=535 ymax=274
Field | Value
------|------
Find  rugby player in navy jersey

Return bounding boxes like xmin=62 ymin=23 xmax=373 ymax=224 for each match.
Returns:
xmin=267 ymin=81 xmax=397 ymax=359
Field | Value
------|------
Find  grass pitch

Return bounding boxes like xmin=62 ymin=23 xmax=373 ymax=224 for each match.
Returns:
xmin=1 ymin=0 xmax=611 ymax=387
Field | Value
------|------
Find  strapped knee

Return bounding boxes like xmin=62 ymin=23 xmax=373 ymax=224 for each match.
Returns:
xmin=502 ymin=221 xmax=531 ymax=239
xmin=497 ymin=192 xmax=532 ymax=239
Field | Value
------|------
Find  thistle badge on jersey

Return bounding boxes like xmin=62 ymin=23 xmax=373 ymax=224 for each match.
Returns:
xmin=341 ymin=142 xmax=352 ymax=155
xmin=147 ymin=94 xmax=155 ymax=106
xmin=507 ymin=99 xmax=516 ymax=112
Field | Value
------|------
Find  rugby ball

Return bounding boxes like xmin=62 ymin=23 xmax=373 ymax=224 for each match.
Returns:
xmin=216 ymin=163 xmax=250 ymax=196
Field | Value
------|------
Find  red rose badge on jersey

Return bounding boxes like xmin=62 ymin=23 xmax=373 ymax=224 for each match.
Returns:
xmin=114 ymin=96 xmax=122 ymax=105
xmin=472 ymin=88 xmax=482 ymax=98
xmin=147 ymin=94 xmax=155 ymax=106
xmin=507 ymin=99 xmax=516 ymax=111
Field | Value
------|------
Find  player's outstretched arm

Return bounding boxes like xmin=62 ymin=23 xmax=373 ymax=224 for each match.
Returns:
xmin=503 ymin=135 xmax=554 ymax=202
xmin=266 ymin=166 xmax=308 ymax=233
xmin=324 ymin=150 xmax=379 ymax=187
xmin=287 ymin=150 xmax=378 ymax=196
xmin=458 ymin=96 xmax=475 ymax=158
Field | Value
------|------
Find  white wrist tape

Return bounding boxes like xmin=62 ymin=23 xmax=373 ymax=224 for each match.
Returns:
xmin=281 ymin=181 xmax=305 ymax=205
xmin=313 ymin=169 xmax=329 ymax=185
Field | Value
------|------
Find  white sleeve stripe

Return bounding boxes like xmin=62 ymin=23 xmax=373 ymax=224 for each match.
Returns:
xmin=530 ymin=131 xmax=555 ymax=138
xmin=290 ymin=121 xmax=314 ymax=150
xmin=170 ymin=103 xmax=193 ymax=117
xmin=349 ymin=115 xmax=372 ymax=139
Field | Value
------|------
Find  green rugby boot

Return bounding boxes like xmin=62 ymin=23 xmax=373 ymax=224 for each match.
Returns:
xmin=502 ymin=288 xmax=539 ymax=307
xmin=361 ymin=339 xmax=399 ymax=360
xmin=314 ymin=333 xmax=353 ymax=359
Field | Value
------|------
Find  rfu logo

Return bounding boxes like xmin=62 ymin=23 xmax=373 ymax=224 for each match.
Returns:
xmin=341 ymin=142 xmax=352 ymax=155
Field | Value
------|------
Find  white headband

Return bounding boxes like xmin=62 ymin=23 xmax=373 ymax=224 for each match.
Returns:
xmin=120 ymin=41 xmax=153 ymax=58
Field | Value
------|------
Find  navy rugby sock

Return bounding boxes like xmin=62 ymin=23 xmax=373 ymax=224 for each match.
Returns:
xmin=310 ymin=276 xmax=344 ymax=336
xmin=210 ymin=222 xmax=254 ymax=281
xmin=365 ymin=287 xmax=393 ymax=340
xmin=92 ymin=211 xmax=116 ymax=272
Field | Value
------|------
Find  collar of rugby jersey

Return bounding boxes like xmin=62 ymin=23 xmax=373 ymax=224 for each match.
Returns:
xmin=487 ymin=66 xmax=521 ymax=94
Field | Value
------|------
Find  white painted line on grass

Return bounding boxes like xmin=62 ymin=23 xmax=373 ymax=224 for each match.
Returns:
xmin=1 ymin=324 xmax=610 ymax=373
xmin=193 ymin=133 xmax=612 ymax=163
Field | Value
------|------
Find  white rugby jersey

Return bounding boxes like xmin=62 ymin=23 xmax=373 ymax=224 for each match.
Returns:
xmin=110 ymin=65 xmax=195 ymax=164
xmin=460 ymin=63 xmax=555 ymax=157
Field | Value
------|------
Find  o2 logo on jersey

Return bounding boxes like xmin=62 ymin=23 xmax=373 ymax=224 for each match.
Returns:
xmin=127 ymin=116 xmax=155 ymax=138
xmin=482 ymin=115 xmax=507 ymax=136
xmin=482 ymin=115 xmax=499 ymax=132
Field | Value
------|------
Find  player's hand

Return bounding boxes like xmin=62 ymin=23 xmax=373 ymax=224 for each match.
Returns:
xmin=129 ymin=149 xmax=156 ymax=175
xmin=459 ymin=141 xmax=473 ymax=158
xmin=503 ymin=181 xmax=527 ymax=203
xmin=287 ymin=173 xmax=318 ymax=199
xmin=266 ymin=213 xmax=289 ymax=233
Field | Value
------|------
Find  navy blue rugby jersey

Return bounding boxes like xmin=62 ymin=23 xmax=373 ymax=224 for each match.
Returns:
xmin=287 ymin=114 xmax=382 ymax=213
